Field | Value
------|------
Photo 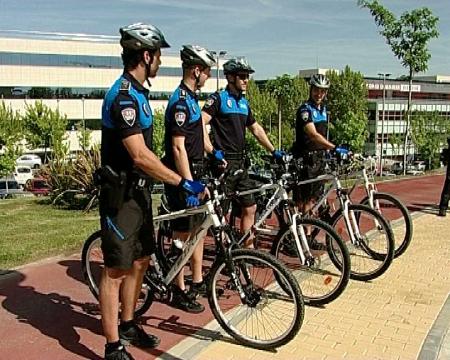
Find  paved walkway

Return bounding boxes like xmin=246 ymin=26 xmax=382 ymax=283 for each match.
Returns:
xmin=164 ymin=213 xmax=450 ymax=360
xmin=0 ymin=173 xmax=449 ymax=360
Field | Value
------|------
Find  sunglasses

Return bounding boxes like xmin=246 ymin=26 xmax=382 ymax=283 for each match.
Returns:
xmin=236 ymin=73 xmax=250 ymax=80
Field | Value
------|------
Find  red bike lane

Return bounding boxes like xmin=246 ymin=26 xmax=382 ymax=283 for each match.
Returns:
xmin=0 ymin=173 xmax=445 ymax=360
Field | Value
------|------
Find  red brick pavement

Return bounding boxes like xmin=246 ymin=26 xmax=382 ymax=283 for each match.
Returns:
xmin=0 ymin=174 xmax=445 ymax=360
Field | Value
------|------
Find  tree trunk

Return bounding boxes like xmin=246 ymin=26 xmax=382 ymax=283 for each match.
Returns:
xmin=402 ymin=71 xmax=413 ymax=175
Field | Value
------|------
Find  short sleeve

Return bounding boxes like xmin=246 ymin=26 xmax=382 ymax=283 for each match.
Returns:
xmin=296 ymin=105 xmax=312 ymax=125
xmin=110 ymin=93 xmax=142 ymax=139
xmin=202 ymin=92 xmax=220 ymax=117
xmin=168 ymin=101 xmax=190 ymax=137
xmin=245 ymin=106 xmax=256 ymax=127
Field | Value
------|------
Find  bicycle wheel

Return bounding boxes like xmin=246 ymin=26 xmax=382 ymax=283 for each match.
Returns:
xmin=271 ymin=218 xmax=350 ymax=306
xmin=360 ymin=192 xmax=413 ymax=258
xmin=208 ymin=249 xmax=304 ymax=349
xmin=81 ymin=230 xmax=153 ymax=317
xmin=330 ymin=204 xmax=395 ymax=281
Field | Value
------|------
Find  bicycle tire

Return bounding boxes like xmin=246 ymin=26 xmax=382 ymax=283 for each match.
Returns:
xmin=330 ymin=204 xmax=395 ymax=281
xmin=360 ymin=192 xmax=413 ymax=258
xmin=271 ymin=218 xmax=351 ymax=305
xmin=208 ymin=249 xmax=304 ymax=349
xmin=81 ymin=230 xmax=153 ymax=317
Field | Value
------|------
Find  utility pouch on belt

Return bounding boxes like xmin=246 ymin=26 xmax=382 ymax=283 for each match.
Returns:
xmin=94 ymin=166 xmax=127 ymax=210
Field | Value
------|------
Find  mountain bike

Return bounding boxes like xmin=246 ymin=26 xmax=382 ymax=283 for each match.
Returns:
xmin=82 ymin=175 xmax=304 ymax=349
xmin=192 ymin=156 xmax=352 ymax=306
xmin=343 ymin=156 xmax=413 ymax=258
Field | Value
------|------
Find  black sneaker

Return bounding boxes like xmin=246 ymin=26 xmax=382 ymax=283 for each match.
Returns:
xmin=308 ymin=237 xmax=327 ymax=251
xmin=438 ymin=208 xmax=447 ymax=217
xmin=188 ymin=281 xmax=207 ymax=299
xmin=171 ymin=286 xmax=205 ymax=313
xmin=105 ymin=344 xmax=134 ymax=360
xmin=281 ymin=240 xmax=298 ymax=257
xmin=118 ymin=322 xmax=160 ymax=349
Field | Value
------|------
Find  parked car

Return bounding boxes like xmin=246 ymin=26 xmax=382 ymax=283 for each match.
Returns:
xmin=0 ymin=178 xmax=22 ymax=199
xmin=13 ymin=166 xmax=34 ymax=187
xmin=413 ymin=161 xmax=426 ymax=172
xmin=25 ymin=177 xmax=51 ymax=196
xmin=16 ymin=154 xmax=42 ymax=169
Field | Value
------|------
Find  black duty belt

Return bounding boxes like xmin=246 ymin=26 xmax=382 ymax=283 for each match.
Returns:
xmin=224 ymin=151 xmax=245 ymax=161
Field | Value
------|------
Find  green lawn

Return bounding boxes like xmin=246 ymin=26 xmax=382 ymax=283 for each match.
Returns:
xmin=0 ymin=197 xmax=99 ymax=269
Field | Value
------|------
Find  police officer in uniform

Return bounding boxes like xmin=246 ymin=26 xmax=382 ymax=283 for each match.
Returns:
xmin=163 ymin=45 xmax=216 ymax=313
xmin=100 ymin=23 xmax=205 ymax=360
xmin=202 ymin=57 xmax=284 ymax=248
xmin=438 ymin=137 xmax=450 ymax=216
xmin=292 ymin=74 xmax=347 ymax=249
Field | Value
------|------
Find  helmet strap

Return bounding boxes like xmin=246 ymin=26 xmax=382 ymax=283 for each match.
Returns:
xmin=144 ymin=52 xmax=154 ymax=87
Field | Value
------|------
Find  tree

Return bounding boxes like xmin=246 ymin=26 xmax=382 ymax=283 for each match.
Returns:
xmin=246 ymin=79 xmax=277 ymax=131
xmin=358 ymin=0 xmax=439 ymax=173
xmin=0 ymin=101 xmax=23 ymax=177
xmin=152 ymin=109 xmax=165 ymax=158
xmin=264 ymin=75 xmax=309 ymax=150
xmin=388 ymin=133 xmax=404 ymax=159
xmin=22 ymin=101 xmax=69 ymax=161
xmin=411 ymin=111 xmax=450 ymax=169
xmin=327 ymin=66 xmax=369 ymax=152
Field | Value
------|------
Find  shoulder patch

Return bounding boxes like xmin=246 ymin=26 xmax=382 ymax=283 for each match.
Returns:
xmin=301 ymin=110 xmax=310 ymax=122
xmin=121 ymin=107 xmax=136 ymax=127
xmin=120 ymin=79 xmax=131 ymax=92
xmin=204 ymin=97 xmax=215 ymax=108
xmin=175 ymin=112 xmax=186 ymax=127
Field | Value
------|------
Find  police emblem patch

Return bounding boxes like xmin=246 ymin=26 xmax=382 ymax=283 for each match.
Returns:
xmin=301 ymin=111 xmax=309 ymax=121
xmin=121 ymin=107 xmax=136 ymax=126
xmin=204 ymin=98 xmax=214 ymax=108
xmin=227 ymin=99 xmax=233 ymax=108
xmin=142 ymin=103 xmax=150 ymax=116
xmin=175 ymin=112 xmax=186 ymax=127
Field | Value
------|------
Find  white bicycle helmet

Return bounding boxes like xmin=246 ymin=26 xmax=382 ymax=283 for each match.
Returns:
xmin=180 ymin=45 xmax=216 ymax=68
xmin=120 ymin=22 xmax=170 ymax=51
xmin=310 ymin=74 xmax=330 ymax=89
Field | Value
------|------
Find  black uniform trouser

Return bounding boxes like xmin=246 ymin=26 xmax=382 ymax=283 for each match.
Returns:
xmin=439 ymin=167 xmax=450 ymax=210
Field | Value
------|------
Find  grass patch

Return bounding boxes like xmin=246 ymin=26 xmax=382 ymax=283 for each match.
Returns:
xmin=0 ymin=197 xmax=99 ymax=269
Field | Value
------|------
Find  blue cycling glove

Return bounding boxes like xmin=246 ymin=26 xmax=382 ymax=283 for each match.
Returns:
xmin=178 ymin=178 xmax=205 ymax=195
xmin=272 ymin=149 xmax=285 ymax=160
xmin=212 ymin=149 xmax=225 ymax=162
xmin=334 ymin=146 xmax=349 ymax=156
xmin=186 ymin=194 xmax=200 ymax=207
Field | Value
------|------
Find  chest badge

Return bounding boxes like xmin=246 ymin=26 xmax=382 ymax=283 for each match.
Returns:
xmin=227 ymin=99 xmax=233 ymax=108
xmin=142 ymin=103 xmax=151 ymax=116
xmin=313 ymin=110 xmax=318 ymax=118
xmin=191 ymin=103 xmax=197 ymax=114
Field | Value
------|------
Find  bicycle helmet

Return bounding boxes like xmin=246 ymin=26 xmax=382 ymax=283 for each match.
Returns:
xmin=120 ymin=22 xmax=170 ymax=51
xmin=180 ymin=45 xmax=216 ymax=68
xmin=223 ymin=57 xmax=255 ymax=75
xmin=309 ymin=74 xmax=330 ymax=89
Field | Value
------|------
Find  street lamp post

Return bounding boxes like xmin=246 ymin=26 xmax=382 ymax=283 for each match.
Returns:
xmin=81 ymin=96 xmax=86 ymax=151
xmin=211 ymin=50 xmax=227 ymax=91
xmin=378 ymin=72 xmax=391 ymax=177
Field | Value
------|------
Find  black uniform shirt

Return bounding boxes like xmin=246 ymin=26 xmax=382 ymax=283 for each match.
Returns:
xmin=202 ymin=86 xmax=255 ymax=154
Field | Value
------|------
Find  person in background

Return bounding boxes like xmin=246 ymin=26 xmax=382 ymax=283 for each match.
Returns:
xmin=163 ymin=45 xmax=216 ymax=312
xmin=202 ymin=57 xmax=284 ymax=247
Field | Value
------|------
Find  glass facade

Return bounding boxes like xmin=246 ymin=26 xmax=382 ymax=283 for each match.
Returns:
xmin=0 ymin=51 xmax=224 ymax=76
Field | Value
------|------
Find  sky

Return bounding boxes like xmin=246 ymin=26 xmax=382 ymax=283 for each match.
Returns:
xmin=0 ymin=0 xmax=448 ymax=80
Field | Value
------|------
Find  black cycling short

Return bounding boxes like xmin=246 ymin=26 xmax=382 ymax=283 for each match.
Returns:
xmin=99 ymin=187 xmax=154 ymax=270
xmin=221 ymin=160 xmax=257 ymax=208
xmin=164 ymin=162 xmax=206 ymax=232
xmin=164 ymin=184 xmax=206 ymax=232
xmin=293 ymin=152 xmax=326 ymax=203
